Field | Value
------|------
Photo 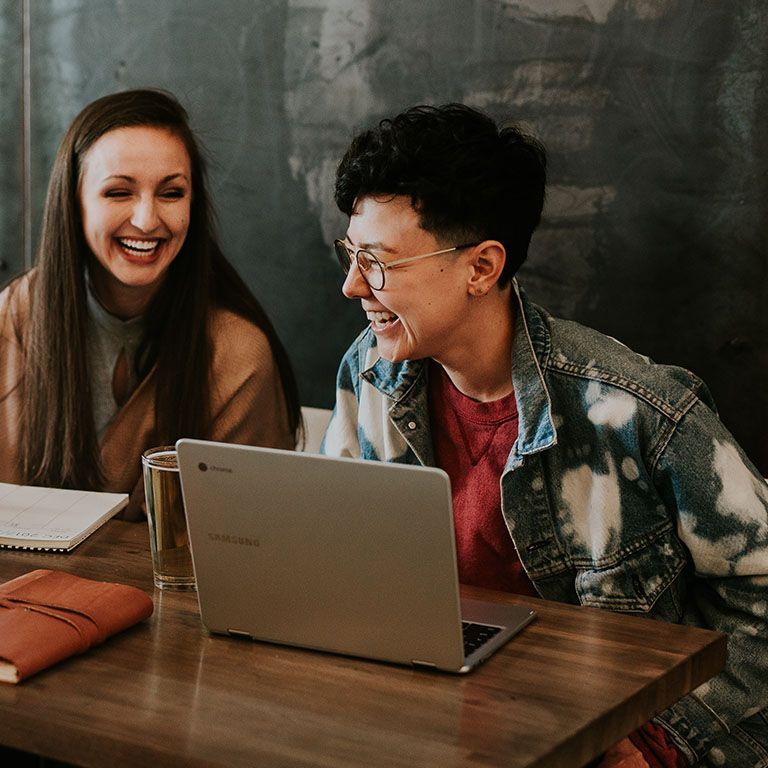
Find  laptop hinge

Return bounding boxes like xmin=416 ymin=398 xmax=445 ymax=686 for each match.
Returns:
xmin=411 ymin=659 xmax=437 ymax=669
xmin=227 ymin=628 xmax=252 ymax=639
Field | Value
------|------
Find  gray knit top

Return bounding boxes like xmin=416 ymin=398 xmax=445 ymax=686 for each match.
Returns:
xmin=85 ymin=282 xmax=146 ymax=436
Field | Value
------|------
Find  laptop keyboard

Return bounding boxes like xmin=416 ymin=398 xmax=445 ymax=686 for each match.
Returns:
xmin=462 ymin=621 xmax=502 ymax=656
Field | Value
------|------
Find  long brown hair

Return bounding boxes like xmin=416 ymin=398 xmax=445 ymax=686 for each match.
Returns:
xmin=20 ymin=88 xmax=301 ymax=489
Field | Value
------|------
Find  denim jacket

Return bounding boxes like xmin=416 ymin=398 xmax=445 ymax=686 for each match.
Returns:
xmin=322 ymin=280 xmax=768 ymax=767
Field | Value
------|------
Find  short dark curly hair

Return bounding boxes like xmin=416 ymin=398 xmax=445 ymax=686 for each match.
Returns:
xmin=334 ymin=103 xmax=546 ymax=285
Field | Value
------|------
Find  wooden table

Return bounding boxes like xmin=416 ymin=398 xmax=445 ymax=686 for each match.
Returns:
xmin=0 ymin=521 xmax=725 ymax=768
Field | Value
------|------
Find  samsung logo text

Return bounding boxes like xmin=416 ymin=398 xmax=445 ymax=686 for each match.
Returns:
xmin=208 ymin=533 xmax=260 ymax=547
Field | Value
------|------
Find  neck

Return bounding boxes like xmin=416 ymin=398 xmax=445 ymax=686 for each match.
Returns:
xmin=88 ymin=265 xmax=158 ymax=321
xmin=435 ymin=284 xmax=515 ymax=402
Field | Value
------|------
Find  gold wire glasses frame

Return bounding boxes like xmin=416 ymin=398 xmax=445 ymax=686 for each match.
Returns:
xmin=334 ymin=239 xmax=480 ymax=290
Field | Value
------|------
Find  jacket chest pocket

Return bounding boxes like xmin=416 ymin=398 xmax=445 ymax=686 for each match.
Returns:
xmin=575 ymin=528 xmax=689 ymax=621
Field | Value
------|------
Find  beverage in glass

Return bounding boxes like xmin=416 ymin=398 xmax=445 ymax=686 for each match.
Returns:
xmin=142 ymin=446 xmax=195 ymax=590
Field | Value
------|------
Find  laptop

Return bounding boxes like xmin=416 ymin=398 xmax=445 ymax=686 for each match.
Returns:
xmin=176 ymin=439 xmax=536 ymax=673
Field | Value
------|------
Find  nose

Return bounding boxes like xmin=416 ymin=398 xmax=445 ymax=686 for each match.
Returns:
xmin=130 ymin=195 xmax=160 ymax=232
xmin=342 ymin=259 xmax=373 ymax=299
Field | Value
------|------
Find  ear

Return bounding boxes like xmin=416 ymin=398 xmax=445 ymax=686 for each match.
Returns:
xmin=467 ymin=241 xmax=506 ymax=296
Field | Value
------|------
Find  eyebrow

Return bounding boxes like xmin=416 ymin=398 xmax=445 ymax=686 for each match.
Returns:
xmin=102 ymin=173 xmax=189 ymax=184
xmin=344 ymin=236 xmax=399 ymax=254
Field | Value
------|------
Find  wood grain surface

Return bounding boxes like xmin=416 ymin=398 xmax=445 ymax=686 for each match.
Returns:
xmin=0 ymin=521 xmax=725 ymax=768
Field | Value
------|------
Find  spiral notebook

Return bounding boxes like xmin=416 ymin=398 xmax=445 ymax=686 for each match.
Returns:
xmin=0 ymin=483 xmax=128 ymax=552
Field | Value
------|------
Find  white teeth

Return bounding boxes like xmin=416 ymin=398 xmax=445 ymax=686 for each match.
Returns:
xmin=366 ymin=310 xmax=397 ymax=323
xmin=119 ymin=238 xmax=159 ymax=252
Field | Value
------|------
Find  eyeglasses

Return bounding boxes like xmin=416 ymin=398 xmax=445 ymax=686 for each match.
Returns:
xmin=334 ymin=239 xmax=479 ymax=290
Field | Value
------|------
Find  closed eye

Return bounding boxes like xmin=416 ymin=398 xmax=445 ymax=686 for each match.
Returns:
xmin=160 ymin=187 xmax=187 ymax=199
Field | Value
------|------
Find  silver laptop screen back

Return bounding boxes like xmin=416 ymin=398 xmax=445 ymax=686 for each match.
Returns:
xmin=178 ymin=440 xmax=466 ymax=669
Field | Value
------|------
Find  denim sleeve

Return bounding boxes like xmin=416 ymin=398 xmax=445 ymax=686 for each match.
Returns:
xmin=651 ymin=398 xmax=768 ymax=762
xmin=320 ymin=335 xmax=363 ymax=458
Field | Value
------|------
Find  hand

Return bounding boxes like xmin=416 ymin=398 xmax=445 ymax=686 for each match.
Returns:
xmin=597 ymin=737 xmax=650 ymax=768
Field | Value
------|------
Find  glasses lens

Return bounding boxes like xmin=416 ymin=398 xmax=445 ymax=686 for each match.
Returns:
xmin=357 ymin=251 xmax=384 ymax=290
xmin=334 ymin=240 xmax=352 ymax=274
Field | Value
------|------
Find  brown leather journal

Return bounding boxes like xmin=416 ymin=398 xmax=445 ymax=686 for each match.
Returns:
xmin=0 ymin=569 xmax=154 ymax=683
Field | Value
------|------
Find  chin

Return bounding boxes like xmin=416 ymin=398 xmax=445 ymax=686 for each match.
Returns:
xmin=375 ymin=330 xmax=425 ymax=364
xmin=377 ymin=345 xmax=417 ymax=364
xmin=115 ymin=264 xmax=168 ymax=287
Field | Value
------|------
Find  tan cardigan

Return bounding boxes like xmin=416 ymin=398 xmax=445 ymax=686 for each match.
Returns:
xmin=0 ymin=273 xmax=294 ymax=519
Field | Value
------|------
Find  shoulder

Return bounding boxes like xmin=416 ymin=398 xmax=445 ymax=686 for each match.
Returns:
xmin=204 ymin=306 xmax=293 ymax=447
xmin=0 ymin=271 xmax=36 ymax=342
xmin=0 ymin=270 xmax=35 ymax=311
xmin=530 ymin=303 xmax=708 ymax=418
xmin=205 ymin=307 xmax=283 ymax=408
xmin=208 ymin=306 xmax=275 ymax=372
xmin=205 ymin=306 xmax=289 ymax=426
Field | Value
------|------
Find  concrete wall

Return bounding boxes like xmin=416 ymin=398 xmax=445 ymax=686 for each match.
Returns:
xmin=1 ymin=0 xmax=766 ymax=471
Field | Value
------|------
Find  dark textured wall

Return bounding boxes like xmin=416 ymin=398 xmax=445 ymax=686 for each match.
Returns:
xmin=1 ymin=0 xmax=766 ymax=472
xmin=0 ymin=0 xmax=22 ymax=280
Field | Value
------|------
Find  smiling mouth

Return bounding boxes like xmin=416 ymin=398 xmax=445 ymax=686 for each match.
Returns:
xmin=116 ymin=237 xmax=162 ymax=256
xmin=366 ymin=310 xmax=399 ymax=331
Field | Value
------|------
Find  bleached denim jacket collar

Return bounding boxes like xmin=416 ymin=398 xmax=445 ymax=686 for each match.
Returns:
xmin=360 ymin=280 xmax=557 ymax=465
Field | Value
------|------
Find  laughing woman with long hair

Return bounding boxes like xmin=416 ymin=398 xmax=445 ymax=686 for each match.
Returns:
xmin=0 ymin=89 xmax=301 ymax=518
